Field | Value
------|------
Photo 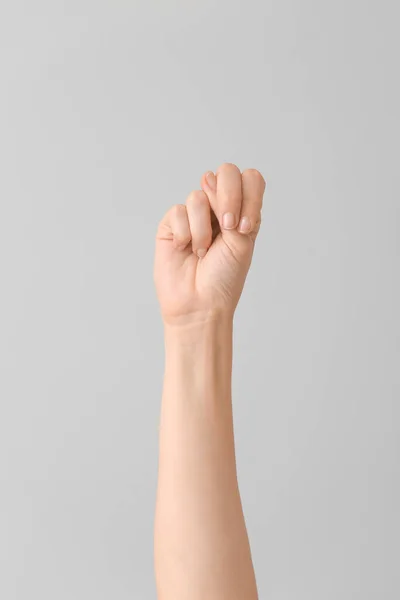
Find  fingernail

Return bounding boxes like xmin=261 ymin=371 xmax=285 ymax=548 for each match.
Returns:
xmin=222 ymin=212 xmax=236 ymax=229
xmin=205 ymin=171 xmax=216 ymax=190
xmin=197 ymin=248 xmax=207 ymax=258
xmin=238 ymin=216 xmax=251 ymax=233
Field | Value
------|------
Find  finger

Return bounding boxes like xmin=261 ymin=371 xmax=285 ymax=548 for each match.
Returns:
xmin=159 ymin=203 xmax=191 ymax=250
xmin=200 ymin=170 xmax=217 ymax=215
xmin=237 ymin=169 xmax=266 ymax=236
xmin=186 ymin=190 xmax=212 ymax=258
xmin=216 ymin=163 xmax=243 ymax=231
xmin=201 ymin=163 xmax=242 ymax=233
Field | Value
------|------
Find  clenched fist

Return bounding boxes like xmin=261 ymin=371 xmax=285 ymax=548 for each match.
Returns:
xmin=154 ymin=163 xmax=266 ymax=325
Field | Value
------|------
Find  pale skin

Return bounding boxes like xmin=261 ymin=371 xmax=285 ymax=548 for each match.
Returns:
xmin=154 ymin=162 xmax=266 ymax=599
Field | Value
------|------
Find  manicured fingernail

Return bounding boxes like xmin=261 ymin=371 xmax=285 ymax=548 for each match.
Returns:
xmin=205 ymin=171 xmax=216 ymax=190
xmin=238 ymin=216 xmax=251 ymax=233
xmin=197 ymin=248 xmax=207 ymax=258
xmin=222 ymin=212 xmax=236 ymax=229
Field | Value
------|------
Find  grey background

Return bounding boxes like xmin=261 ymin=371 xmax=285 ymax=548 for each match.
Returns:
xmin=0 ymin=1 xmax=399 ymax=599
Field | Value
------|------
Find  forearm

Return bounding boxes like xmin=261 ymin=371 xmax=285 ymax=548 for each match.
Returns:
xmin=154 ymin=314 xmax=258 ymax=600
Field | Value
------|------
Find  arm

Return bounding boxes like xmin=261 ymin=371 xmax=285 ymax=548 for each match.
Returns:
xmin=155 ymin=315 xmax=257 ymax=599
xmin=153 ymin=163 xmax=266 ymax=599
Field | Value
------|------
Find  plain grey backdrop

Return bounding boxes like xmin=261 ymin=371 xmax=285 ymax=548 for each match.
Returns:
xmin=1 ymin=1 xmax=399 ymax=599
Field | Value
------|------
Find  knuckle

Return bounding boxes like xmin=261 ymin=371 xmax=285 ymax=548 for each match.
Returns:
xmin=186 ymin=190 xmax=207 ymax=207
xmin=217 ymin=162 xmax=240 ymax=174
xmin=242 ymin=168 xmax=266 ymax=187
xmin=172 ymin=203 xmax=186 ymax=217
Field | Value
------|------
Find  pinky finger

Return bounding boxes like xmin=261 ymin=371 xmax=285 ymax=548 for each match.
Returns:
xmin=170 ymin=204 xmax=192 ymax=250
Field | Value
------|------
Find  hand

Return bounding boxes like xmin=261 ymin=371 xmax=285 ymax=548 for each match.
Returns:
xmin=154 ymin=163 xmax=266 ymax=325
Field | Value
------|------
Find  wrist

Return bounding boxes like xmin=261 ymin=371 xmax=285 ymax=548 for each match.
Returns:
xmin=163 ymin=310 xmax=233 ymax=346
xmin=163 ymin=311 xmax=233 ymax=405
